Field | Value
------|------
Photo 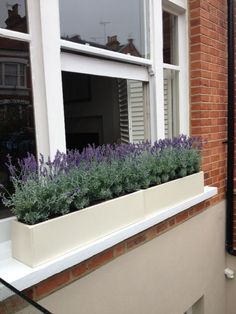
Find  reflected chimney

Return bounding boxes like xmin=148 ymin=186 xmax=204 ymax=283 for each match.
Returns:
xmin=106 ymin=35 xmax=120 ymax=50
xmin=5 ymin=3 xmax=27 ymax=32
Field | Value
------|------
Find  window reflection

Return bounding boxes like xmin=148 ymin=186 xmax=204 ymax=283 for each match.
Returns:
xmin=163 ymin=68 xmax=179 ymax=138
xmin=62 ymin=72 xmax=148 ymax=150
xmin=59 ymin=0 xmax=149 ymax=59
xmin=163 ymin=11 xmax=178 ymax=65
xmin=0 ymin=37 xmax=36 ymax=217
xmin=0 ymin=1 xmax=27 ymax=33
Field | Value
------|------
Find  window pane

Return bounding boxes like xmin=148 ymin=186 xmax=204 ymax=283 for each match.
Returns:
xmin=0 ymin=1 xmax=28 ymax=33
xmin=163 ymin=11 xmax=178 ymax=65
xmin=5 ymin=63 xmax=18 ymax=75
xmin=163 ymin=68 xmax=179 ymax=138
xmin=0 ymin=38 xmax=36 ymax=218
xmin=59 ymin=0 xmax=150 ymax=59
xmin=0 ymin=64 xmax=2 ymax=85
xmin=5 ymin=75 xmax=17 ymax=86
xmin=0 ymin=278 xmax=50 ymax=313
xmin=19 ymin=63 xmax=25 ymax=75
xmin=62 ymin=72 xmax=149 ymax=150
xmin=20 ymin=75 xmax=25 ymax=86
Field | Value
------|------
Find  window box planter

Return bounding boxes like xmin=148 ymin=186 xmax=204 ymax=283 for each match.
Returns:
xmin=11 ymin=190 xmax=145 ymax=267
xmin=11 ymin=172 xmax=204 ymax=268
xmin=144 ymin=171 xmax=204 ymax=216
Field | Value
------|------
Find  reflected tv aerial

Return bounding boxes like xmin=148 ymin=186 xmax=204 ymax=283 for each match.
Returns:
xmin=99 ymin=20 xmax=111 ymax=43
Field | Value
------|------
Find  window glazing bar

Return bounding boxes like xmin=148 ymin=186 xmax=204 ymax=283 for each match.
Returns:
xmin=60 ymin=39 xmax=152 ymax=67
xmin=0 ymin=28 xmax=31 ymax=42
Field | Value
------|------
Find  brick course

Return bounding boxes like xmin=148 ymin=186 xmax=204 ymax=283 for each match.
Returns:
xmin=190 ymin=0 xmax=227 ymax=207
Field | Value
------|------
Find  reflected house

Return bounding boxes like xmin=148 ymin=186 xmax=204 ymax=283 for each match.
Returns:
xmin=64 ymin=33 xmax=141 ymax=57
xmin=0 ymin=4 xmax=35 ymax=187
xmin=106 ymin=35 xmax=141 ymax=57
xmin=4 ymin=3 xmax=27 ymax=33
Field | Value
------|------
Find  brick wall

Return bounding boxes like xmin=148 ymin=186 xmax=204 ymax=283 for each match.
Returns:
xmin=190 ymin=0 xmax=227 ymax=204
xmin=8 ymin=0 xmax=227 ymax=305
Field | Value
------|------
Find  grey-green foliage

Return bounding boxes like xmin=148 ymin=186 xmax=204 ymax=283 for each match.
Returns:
xmin=1 ymin=138 xmax=202 ymax=225
xmin=6 ymin=177 xmax=73 ymax=225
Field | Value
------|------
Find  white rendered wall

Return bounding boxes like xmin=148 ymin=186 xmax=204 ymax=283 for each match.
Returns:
xmin=226 ymin=254 xmax=236 ymax=314
xmin=40 ymin=202 xmax=226 ymax=314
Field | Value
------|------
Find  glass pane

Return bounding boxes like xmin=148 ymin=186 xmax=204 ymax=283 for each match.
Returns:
xmin=0 ymin=38 xmax=36 ymax=219
xmin=0 ymin=1 xmax=28 ymax=33
xmin=0 ymin=278 xmax=51 ymax=313
xmin=20 ymin=75 xmax=25 ymax=86
xmin=62 ymin=72 xmax=149 ymax=150
xmin=5 ymin=75 xmax=17 ymax=86
xmin=19 ymin=63 xmax=24 ymax=75
xmin=163 ymin=11 xmax=178 ymax=65
xmin=5 ymin=64 xmax=18 ymax=75
xmin=59 ymin=0 xmax=150 ymax=59
xmin=0 ymin=64 xmax=2 ymax=85
xmin=163 ymin=68 xmax=179 ymax=138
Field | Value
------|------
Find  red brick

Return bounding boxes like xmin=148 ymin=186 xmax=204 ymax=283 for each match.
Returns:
xmin=88 ymin=249 xmax=113 ymax=269
xmin=155 ymin=221 xmax=169 ymax=234
xmin=145 ymin=226 xmax=158 ymax=241
xmin=71 ymin=261 xmax=88 ymax=278
xmin=168 ymin=217 xmax=176 ymax=227
xmin=23 ymin=288 xmax=34 ymax=300
xmin=176 ymin=211 xmax=189 ymax=224
xmin=35 ymin=271 xmax=70 ymax=298
xmin=113 ymin=242 xmax=126 ymax=257
xmin=0 ymin=303 xmax=7 ymax=314
xmin=126 ymin=233 xmax=146 ymax=249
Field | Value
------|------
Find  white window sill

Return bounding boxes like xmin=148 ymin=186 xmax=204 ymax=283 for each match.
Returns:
xmin=0 ymin=186 xmax=217 ymax=291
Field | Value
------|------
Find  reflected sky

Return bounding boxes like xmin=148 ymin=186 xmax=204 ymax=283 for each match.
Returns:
xmin=0 ymin=0 xmax=26 ymax=31
xmin=59 ymin=0 xmax=148 ymax=57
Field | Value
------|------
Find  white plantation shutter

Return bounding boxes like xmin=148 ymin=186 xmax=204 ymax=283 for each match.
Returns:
xmin=164 ymin=76 xmax=169 ymax=138
xmin=163 ymin=69 xmax=173 ymax=138
xmin=118 ymin=79 xmax=130 ymax=144
xmin=118 ymin=79 xmax=147 ymax=144
xmin=128 ymin=80 xmax=146 ymax=143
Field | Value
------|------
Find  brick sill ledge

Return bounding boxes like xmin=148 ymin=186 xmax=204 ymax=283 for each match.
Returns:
xmin=0 ymin=186 xmax=217 ymax=292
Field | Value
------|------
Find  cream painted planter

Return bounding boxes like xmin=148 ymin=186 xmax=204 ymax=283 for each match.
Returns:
xmin=11 ymin=190 xmax=145 ymax=267
xmin=144 ymin=171 xmax=204 ymax=216
xmin=11 ymin=172 xmax=204 ymax=268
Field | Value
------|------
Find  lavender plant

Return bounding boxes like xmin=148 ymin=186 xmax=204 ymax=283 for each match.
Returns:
xmin=0 ymin=135 xmax=202 ymax=225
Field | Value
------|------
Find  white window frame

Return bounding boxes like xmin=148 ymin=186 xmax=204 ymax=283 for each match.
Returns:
xmin=59 ymin=0 xmax=188 ymax=146
xmin=61 ymin=52 xmax=149 ymax=82
xmin=0 ymin=1 xmax=65 ymax=159
xmin=0 ymin=0 xmax=189 ymax=159
xmin=148 ymin=0 xmax=188 ymax=141
xmin=162 ymin=2 xmax=189 ymax=136
xmin=0 ymin=0 xmax=189 ymax=197
xmin=28 ymin=0 xmax=66 ymax=158
xmin=60 ymin=39 xmax=152 ymax=67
